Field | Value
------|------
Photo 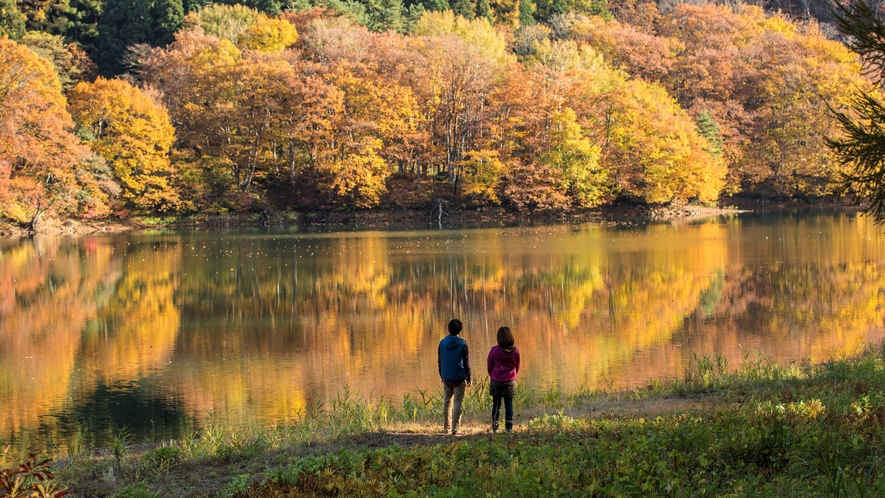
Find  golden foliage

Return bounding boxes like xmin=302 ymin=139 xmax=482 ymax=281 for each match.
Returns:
xmin=0 ymin=38 xmax=96 ymax=224
xmin=68 ymin=77 xmax=181 ymax=213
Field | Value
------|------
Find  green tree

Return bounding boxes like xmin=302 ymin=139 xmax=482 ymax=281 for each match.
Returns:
xmin=695 ymin=110 xmax=723 ymax=162
xmin=61 ymin=0 xmax=103 ymax=46
xmin=371 ymin=0 xmax=405 ymax=32
xmin=96 ymin=0 xmax=152 ymax=74
xmin=96 ymin=0 xmax=183 ymax=75
xmin=452 ymin=0 xmax=475 ymax=19
xmin=0 ymin=0 xmax=25 ymax=39
xmin=420 ymin=0 xmax=449 ymax=11
xmin=403 ymin=3 xmax=424 ymax=29
xmin=534 ymin=0 xmax=609 ymax=22
xmin=150 ymin=0 xmax=184 ymax=46
xmin=517 ymin=0 xmax=533 ymax=25
xmin=475 ymin=0 xmax=491 ymax=22
xmin=828 ymin=0 xmax=885 ymax=220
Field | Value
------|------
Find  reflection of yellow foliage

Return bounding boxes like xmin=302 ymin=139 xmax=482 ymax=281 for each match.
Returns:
xmin=8 ymin=213 xmax=885 ymax=449
xmin=80 ymin=244 xmax=181 ymax=384
xmin=0 ymin=237 xmax=121 ymax=442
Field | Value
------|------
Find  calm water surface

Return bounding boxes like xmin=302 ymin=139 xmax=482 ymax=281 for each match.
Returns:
xmin=3 ymin=211 xmax=885 ymax=456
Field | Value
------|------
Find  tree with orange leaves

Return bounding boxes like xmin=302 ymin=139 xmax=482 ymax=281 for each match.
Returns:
xmin=0 ymin=38 xmax=111 ymax=228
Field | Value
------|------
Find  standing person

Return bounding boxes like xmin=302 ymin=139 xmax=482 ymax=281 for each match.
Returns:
xmin=487 ymin=326 xmax=520 ymax=433
xmin=438 ymin=318 xmax=471 ymax=436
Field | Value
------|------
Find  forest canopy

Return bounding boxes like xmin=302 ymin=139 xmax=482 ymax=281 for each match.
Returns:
xmin=0 ymin=0 xmax=877 ymax=226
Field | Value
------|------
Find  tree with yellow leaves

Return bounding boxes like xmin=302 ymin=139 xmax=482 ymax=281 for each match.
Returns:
xmin=68 ymin=77 xmax=182 ymax=213
xmin=601 ymin=77 xmax=725 ymax=205
xmin=237 ymin=14 xmax=298 ymax=52
xmin=540 ymin=107 xmax=606 ymax=206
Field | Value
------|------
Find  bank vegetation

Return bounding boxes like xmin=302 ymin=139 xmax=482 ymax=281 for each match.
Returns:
xmin=0 ymin=1 xmax=876 ymax=231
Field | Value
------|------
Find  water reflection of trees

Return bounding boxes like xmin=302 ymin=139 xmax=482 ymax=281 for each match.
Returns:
xmin=0 ymin=236 xmax=184 ymax=453
xmin=165 ymin=217 xmax=885 ymax=429
xmin=3 ymin=214 xmax=885 ymax=456
xmin=0 ymin=237 xmax=121 ymax=449
xmin=165 ymin=224 xmax=730 ymax=423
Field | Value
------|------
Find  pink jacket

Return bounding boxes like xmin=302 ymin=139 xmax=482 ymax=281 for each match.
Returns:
xmin=487 ymin=345 xmax=520 ymax=382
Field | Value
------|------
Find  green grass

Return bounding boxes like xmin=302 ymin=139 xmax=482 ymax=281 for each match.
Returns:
xmin=37 ymin=343 xmax=885 ymax=496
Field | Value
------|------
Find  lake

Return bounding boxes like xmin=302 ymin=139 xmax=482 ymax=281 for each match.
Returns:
xmin=3 ymin=210 xmax=885 ymax=456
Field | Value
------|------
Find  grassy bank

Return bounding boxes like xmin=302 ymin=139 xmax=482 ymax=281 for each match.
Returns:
xmin=9 ymin=345 xmax=885 ymax=497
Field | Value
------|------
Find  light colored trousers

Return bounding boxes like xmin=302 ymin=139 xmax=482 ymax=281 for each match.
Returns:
xmin=443 ymin=381 xmax=466 ymax=433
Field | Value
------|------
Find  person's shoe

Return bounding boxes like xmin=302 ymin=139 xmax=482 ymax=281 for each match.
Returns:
xmin=492 ymin=421 xmax=499 ymax=434
xmin=505 ymin=421 xmax=513 ymax=433
xmin=452 ymin=430 xmax=466 ymax=436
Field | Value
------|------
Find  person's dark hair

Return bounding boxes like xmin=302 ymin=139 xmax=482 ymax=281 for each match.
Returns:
xmin=448 ymin=319 xmax=463 ymax=335
xmin=497 ymin=326 xmax=515 ymax=348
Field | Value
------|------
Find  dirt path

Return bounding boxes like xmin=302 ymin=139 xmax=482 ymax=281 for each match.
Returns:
xmin=305 ymin=395 xmax=707 ymax=451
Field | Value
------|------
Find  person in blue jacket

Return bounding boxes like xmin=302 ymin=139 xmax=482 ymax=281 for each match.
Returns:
xmin=438 ymin=318 xmax=472 ymax=436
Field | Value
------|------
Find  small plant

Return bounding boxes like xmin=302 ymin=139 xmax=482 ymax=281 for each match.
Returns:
xmin=110 ymin=425 xmax=133 ymax=472
xmin=110 ymin=482 xmax=165 ymax=498
xmin=223 ymin=474 xmax=251 ymax=497
xmin=140 ymin=446 xmax=181 ymax=471
xmin=0 ymin=451 xmax=69 ymax=497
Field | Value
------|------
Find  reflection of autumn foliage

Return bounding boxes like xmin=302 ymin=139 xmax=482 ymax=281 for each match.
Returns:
xmin=167 ymin=224 xmax=729 ymax=424
xmin=0 ymin=237 xmax=121 ymax=439
xmin=77 ymin=242 xmax=182 ymax=385
xmin=696 ymin=215 xmax=885 ymax=362
xmin=6 ymin=214 xmax=885 ymax=446
xmin=164 ymin=215 xmax=885 ymax=432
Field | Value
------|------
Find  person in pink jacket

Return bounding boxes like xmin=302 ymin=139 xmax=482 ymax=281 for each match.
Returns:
xmin=487 ymin=326 xmax=520 ymax=433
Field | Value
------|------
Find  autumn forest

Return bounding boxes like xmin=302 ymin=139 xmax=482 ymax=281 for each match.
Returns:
xmin=0 ymin=0 xmax=876 ymax=227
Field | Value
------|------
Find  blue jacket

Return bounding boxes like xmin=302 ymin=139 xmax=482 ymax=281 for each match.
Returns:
xmin=438 ymin=335 xmax=471 ymax=382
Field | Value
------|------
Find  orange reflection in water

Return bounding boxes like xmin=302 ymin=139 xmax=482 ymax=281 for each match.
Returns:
xmin=2 ymin=212 xmax=885 ymax=458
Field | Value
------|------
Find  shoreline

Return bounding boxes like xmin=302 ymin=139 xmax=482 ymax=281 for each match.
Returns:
xmin=0 ymin=197 xmax=860 ymax=238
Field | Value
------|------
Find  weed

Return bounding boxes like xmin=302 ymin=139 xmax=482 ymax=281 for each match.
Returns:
xmin=111 ymin=482 xmax=165 ymax=498
xmin=0 ymin=452 xmax=69 ymax=498
xmin=110 ymin=425 xmax=133 ymax=472
xmin=141 ymin=446 xmax=182 ymax=471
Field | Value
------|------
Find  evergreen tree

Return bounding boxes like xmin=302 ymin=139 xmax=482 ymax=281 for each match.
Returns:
xmin=420 ymin=0 xmax=449 ymax=11
xmin=451 ymin=0 xmax=474 ymax=19
xmin=695 ymin=111 xmax=723 ymax=161
xmin=0 ymin=0 xmax=26 ymax=39
xmin=183 ymin=0 xmax=211 ymax=13
xmin=403 ymin=2 xmax=423 ymax=30
xmin=62 ymin=0 xmax=103 ymax=46
xmin=150 ymin=0 xmax=183 ymax=46
xmin=828 ymin=1 xmax=885 ymax=221
xmin=96 ymin=0 xmax=181 ymax=75
xmin=518 ymin=0 xmax=533 ymax=25
xmin=246 ymin=0 xmax=282 ymax=15
xmin=371 ymin=0 xmax=404 ymax=32
xmin=96 ymin=0 xmax=151 ymax=75
xmin=577 ymin=0 xmax=611 ymax=20
xmin=475 ymin=0 xmax=491 ymax=23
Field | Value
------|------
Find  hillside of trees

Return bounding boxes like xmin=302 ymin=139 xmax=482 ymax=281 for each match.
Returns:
xmin=0 ymin=0 xmax=878 ymax=227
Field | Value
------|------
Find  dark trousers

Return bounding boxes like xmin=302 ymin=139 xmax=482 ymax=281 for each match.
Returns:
xmin=491 ymin=396 xmax=513 ymax=432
